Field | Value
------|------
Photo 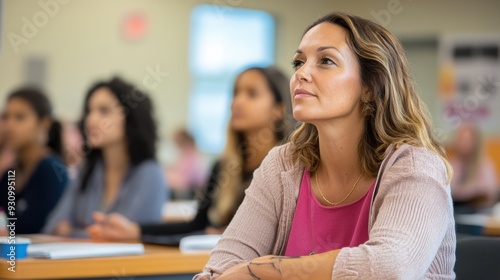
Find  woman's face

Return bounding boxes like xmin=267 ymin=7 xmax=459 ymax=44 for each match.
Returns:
xmin=230 ymin=70 xmax=282 ymax=134
xmin=456 ymin=124 xmax=478 ymax=157
xmin=3 ymin=98 xmax=49 ymax=151
xmin=290 ymin=22 xmax=364 ymax=125
xmin=84 ymin=87 xmax=126 ymax=148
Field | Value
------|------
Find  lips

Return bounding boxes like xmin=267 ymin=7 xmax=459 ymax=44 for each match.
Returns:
xmin=293 ymin=88 xmax=316 ymax=98
xmin=231 ymin=111 xmax=245 ymax=119
xmin=231 ymin=114 xmax=245 ymax=120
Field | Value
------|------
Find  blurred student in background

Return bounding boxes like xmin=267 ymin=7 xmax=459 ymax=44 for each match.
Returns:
xmin=62 ymin=121 xmax=84 ymax=180
xmin=450 ymin=122 xmax=498 ymax=211
xmin=0 ymin=117 xmax=15 ymax=178
xmin=0 ymin=88 xmax=68 ymax=233
xmin=43 ymin=77 xmax=167 ymax=237
xmin=167 ymin=128 xmax=208 ymax=200
xmin=87 ymin=66 xmax=293 ymax=241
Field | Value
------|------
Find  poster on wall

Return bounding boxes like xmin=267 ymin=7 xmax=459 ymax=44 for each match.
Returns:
xmin=438 ymin=34 xmax=500 ymax=135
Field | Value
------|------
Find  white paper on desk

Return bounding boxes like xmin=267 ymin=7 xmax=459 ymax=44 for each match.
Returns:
xmin=179 ymin=235 xmax=221 ymax=253
xmin=27 ymin=242 xmax=145 ymax=259
xmin=454 ymin=214 xmax=489 ymax=226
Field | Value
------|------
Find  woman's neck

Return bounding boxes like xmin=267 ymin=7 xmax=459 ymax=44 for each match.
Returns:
xmin=315 ymin=117 xmax=365 ymax=185
xmin=101 ymin=141 xmax=130 ymax=172
xmin=243 ymin=129 xmax=279 ymax=171
xmin=14 ymin=143 xmax=47 ymax=192
xmin=457 ymin=150 xmax=477 ymax=162
xmin=100 ymin=141 xmax=130 ymax=211
xmin=18 ymin=143 xmax=47 ymax=171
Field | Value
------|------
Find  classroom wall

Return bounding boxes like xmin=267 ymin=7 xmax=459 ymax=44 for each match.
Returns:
xmin=1 ymin=0 xmax=499 ymax=156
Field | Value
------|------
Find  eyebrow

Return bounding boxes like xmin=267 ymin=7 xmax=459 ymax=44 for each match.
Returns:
xmin=295 ymin=46 xmax=343 ymax=57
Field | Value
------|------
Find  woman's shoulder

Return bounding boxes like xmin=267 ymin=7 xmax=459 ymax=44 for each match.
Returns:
xmin=131 ymin=159 xmax=163 ymax=176
xmin=128 ymin=159 xmax=166 ymax=187
xmin=35 ymin=154 xmax=68 ymax=182
xmin=382 ymin=144 xmax=448 ymax=185
xmin=134 ymin=158 xmax=160 ymax=166
xmin=262 ymin=142 xmax=298 ymax=171
xmin=38 ymin=154 xmax=65 ymax=167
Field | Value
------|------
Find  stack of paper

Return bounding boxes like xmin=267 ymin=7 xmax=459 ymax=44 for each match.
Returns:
xmin=27 ymin=242 xmax=144 ymax=259
xmin=179 ymin=235 xmax=221 ymax=253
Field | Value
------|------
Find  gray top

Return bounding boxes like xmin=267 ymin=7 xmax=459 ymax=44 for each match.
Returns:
xmin=43 ymin=159 xmax=168 ymax=236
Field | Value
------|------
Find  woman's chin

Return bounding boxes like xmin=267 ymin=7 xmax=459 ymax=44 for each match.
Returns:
xmin=229 ymin=120 xmax=253 ymax=133
xmin=86 ymin=139 xmax=104 ymax=149
xmin=292 ymin=110 xmax=315 ymax=123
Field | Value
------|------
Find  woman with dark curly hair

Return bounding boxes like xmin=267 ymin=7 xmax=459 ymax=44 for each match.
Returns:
xmin=43 ymin=77 xmax=167 ymax=237
xmin=86 ymin=66 xmax=293 ymax=243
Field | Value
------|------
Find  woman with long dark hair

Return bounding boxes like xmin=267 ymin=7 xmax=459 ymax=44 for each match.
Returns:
xmin=43 ymin=77 xmax=167 ymax=237
xmin=0 ymin=88 xmax=68 ymax=234
xmin=86 ymin=66 xmax=293 ymax=241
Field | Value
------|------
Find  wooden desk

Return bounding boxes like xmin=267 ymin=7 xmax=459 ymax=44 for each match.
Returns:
xmin=0 ymin=235 xmax=210 ymax=280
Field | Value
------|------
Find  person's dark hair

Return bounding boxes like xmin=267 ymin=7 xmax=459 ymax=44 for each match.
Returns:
xmin=7 ymin=88 xmax=63 ymax=156
xmin=78 ymin=77 xmax=157 ymax=192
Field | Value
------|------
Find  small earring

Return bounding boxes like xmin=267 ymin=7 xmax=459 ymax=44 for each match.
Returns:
xmin=362 ymin=100 xmax=374 ymax=117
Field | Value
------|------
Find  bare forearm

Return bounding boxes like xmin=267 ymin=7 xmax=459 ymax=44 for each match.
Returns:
xmin=238 ymin=250 xmax=340 ymax=280
xmin=281 ymin=250 xmax=338 ymax=280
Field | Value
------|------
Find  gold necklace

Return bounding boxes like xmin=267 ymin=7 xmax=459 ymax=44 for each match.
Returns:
xmin=315 ymin=172 xmax=362 ymax=206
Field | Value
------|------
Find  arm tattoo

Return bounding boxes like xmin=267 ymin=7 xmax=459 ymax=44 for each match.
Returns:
xmin=247 ymin=264 xmax=261 ymax=280
xmin=245 ymin=256 xmax=302 ymax=279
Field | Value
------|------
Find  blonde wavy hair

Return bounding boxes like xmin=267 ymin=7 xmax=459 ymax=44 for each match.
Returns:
xmin=289 ymin=12 xmax=453 ymax=181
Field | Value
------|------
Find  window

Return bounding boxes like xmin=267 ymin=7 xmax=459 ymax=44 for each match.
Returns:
xmin=188 ymin=4 xmax=275 ymax=153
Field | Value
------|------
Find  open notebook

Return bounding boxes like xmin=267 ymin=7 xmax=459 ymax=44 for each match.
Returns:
xmin=27 ymin=243 xmax=145 ymax=259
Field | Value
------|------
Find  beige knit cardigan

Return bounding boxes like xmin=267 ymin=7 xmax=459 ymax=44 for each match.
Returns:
xmin=194 ymin=143 xmax=456 ymax=279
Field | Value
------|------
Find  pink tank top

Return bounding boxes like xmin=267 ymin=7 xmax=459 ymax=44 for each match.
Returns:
xmin=284 ymin=170 xmax=375 ymax=256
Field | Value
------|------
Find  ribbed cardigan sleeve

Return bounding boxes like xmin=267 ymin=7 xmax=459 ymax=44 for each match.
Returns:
xmin=194 ymin=147 xmax=283 ymax=279
xmin=332 ymin=147 xmax=455 ymax=279
xmin=193 ymin=144 xmax=456 ymax=280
